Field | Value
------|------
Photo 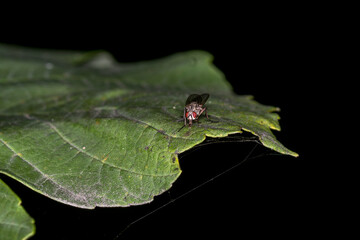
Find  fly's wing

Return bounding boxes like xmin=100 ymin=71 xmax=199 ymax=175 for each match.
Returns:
xmin=185 ymin=94 xmax=202 ymax=105
xmin=200 ymin=93 xmax=210 ymax=105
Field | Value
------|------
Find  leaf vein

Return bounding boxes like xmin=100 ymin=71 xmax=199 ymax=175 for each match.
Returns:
xmin=0 ymin=137 xmax=89 ymax=204
xmin=45 ymin=121 xmax=178 ymax=177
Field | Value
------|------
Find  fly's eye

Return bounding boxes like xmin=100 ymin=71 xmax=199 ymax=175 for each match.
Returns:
xmin=192 ymin=112 xmax=197 ymax=118
xmin=185 ymin=112 xmax=189 ymax=118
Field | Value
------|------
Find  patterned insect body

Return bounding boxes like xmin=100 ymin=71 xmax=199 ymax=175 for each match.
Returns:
xmin=184 ymin=93 xmax=209 ymax=127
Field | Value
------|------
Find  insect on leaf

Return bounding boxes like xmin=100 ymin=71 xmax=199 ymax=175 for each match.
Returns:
xmin=0 ymin=43 xmax=298 ymax=210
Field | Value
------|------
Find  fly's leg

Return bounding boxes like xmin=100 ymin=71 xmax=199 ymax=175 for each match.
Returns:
xmin=199 ymin=107 xmax=208 ymax=119
xmin=183 ymin=107 xmax=187 ymax=126
xmin=201 ymin=107 xmax=216 ymax=123
xmin=176 ymin=108 xmax=187 ymax=133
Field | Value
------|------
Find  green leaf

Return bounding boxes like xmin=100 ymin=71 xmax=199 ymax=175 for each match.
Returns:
xmin=0 ymin=43 xmax=298 ymax=209
xmin=0 ymin=179 xmax=35 ymax=240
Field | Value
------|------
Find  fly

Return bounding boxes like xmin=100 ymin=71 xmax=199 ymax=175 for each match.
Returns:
xmin=177 ymin=93 xmax=209 ymax=132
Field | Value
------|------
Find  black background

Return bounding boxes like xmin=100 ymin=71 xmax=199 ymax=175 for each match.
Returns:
xmin=0 ymin=11 xmax=321 ymax=239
